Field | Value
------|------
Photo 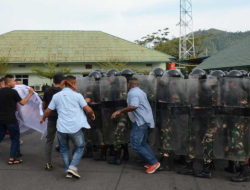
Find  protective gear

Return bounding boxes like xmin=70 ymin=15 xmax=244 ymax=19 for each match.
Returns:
xmin=101 ymin=72 xmax=107 ymax=77
xmin=194 ymin=163 xmax=212 ymax=179
xmin=239 ymin=70 xmax=248 ymax=78
xmin=152 ymin=67 xmax=164 ymax=77
xmin=189 ymin=68 xmax=207 ymax=79
xmin=89 ymin=71 xmax=101 ymax=81
xmin=231 ymin=165 xmax=250 ymax=182
xmin=100 ymin=76 xmax=128 ymax=145
xmin=228 ymin=70 xmax=243 ymax=78
xmin=107 ymin=69 xmax=121 ymax=77
xmin=213 ymin=76 xmax=250 ymax=161
xmin=210 ymin=70 xmax=226 ymax=79
xmin=76 ymin=76 xmax=103 ymax=146
xmin=121 ymin=69 xmax=134 ymax=78
xmin=224 ymin=71 xmax=229 ymax=77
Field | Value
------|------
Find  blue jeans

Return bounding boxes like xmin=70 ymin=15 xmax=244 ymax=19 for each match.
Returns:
xmin=0 ymin=122 xmax=20 ymax=158
xmin=57 ymin=129 xmax=85 ymax=171
xmin=130 ymin=122 xmax=158 ymax=165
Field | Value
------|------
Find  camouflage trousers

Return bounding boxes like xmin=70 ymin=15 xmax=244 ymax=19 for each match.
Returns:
xmin=160 ymin=116 xmax=171 ymax=157
xmin=82 ymin=128 xmax=105 ymax=147
xmin=114 ymin=116 xmax=129 ymax=150
xmin=224 ymin=118 xmax=249 ymax=161
xmin=202 ymin=118 xmax=217 ymax=164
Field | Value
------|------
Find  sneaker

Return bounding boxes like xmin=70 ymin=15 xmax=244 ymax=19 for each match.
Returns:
xmin=146 ymin=162 xmax=161 ymax=174
xmin=144 ymin=164 xmax=150 ymax=169
xmin=67 ymin=169 xmax=81 ymax=179
xmin=45 ymin=163 xmax=53 ymax=171
xmin=66 ymin=174 xmax=73 ymax=179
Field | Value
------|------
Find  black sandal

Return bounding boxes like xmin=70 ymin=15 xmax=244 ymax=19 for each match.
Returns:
xmin=8 ymin=158 xmax=23 ymax=165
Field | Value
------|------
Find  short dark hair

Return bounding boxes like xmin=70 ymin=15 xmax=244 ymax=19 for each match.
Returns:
xmin=0 ymin=77 xmax=4 ymax=82
xmin=15 ymin=78 xmax=22 ymax=82
xmin=53 ymin=72 xmax=65 ymax=84
xmin=4 ymin=75 xmax=14 ymax=84
xmin=65 ymin=75 xmax=76 ymax=87
xmin=129 ymin=77 xmax=139 ymax=85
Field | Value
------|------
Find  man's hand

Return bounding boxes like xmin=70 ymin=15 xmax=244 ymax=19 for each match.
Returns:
xmin=85 ymin=98 xmax=91 ymax=103
xmin=40 ymin=117 xmax=46 ymax=124
xmin=91 ymin=113 xmax=95 ymax=120
xmin=29 ymin=87 xmax=34 ymax=94
xmin=111 ymin=111 xmax=121 ymax=119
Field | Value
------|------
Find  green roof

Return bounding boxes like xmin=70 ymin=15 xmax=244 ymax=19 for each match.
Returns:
xmin=196 ymin=36 xmax=250 ymax=70
xmin=0 ymin=30 xmax=173 ymax=64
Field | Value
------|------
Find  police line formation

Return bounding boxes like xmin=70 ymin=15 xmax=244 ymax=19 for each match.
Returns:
xmin=76 ymin=67 xmax=250 ymax=182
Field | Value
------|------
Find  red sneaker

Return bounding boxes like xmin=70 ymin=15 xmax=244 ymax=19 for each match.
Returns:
xmin=144 ymin=164 xmax=150 ymax=169
xmin=146 ymin=162 xmax=161 ymax=174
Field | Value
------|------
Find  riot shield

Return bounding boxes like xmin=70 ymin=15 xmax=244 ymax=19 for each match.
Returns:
xmin=100 ymin=76 xmax=129 ymax=145
xmin=169 ymin=78 xmax=189 ymax=155
xmin=186 ymin=77 xmax=217 ymax=158
xmin=213 ymin=77 xmax=250 ymax=161
xmin=135 ymin=75 xmax=157 ymax=147
xmin=76 ymin=76 xmax=103 ymax=145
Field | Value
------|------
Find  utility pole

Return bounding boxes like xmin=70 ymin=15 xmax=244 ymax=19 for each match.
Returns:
xmin=179 ymin=0 xmax=195 ymax=60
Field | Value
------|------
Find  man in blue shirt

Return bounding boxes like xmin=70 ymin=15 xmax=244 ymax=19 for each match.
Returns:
xmin=111 ymin=77 xmax=160 ymax=174
xmin=40 ymin=76 xmax=95 ymax=179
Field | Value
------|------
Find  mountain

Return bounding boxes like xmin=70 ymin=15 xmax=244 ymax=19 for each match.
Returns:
xmin=193 ymin=28 xmax=250 ymax=57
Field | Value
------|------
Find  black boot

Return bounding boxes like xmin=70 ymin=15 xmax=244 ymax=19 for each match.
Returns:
xmin=231 ymin=165 xmax=250 ymax=182
xmin=194 ymin=163 xmax=212 ymax=179
xmin=174 ymin=155 xmax=186 ymax=165
xmin=107 ymin=148 xmax=121 ymax=165
xmin=122 ymin=144 xmax=129 ymax=161
xmin=93 ymin=145 xmax=98 ymax=152
xmin=109 ymin=145 xmax=115 ymax=156
xmin=158 ymin=156 xmax=171 ymax=171
xmin=94 ymin=145 xmax=107 ymax=161
xmin=225 ymin=160 xmax=237 ymax=173
xmin=177 ymin=158 xmax=194 ymax=175
xmin=82 ymin=147 xmax=93 ymax=158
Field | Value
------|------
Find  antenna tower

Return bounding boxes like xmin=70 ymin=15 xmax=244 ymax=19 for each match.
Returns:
xmin=179 ymin=0 xmax=195 ymax=60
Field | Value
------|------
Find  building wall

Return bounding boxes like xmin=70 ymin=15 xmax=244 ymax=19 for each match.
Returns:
xmin=9 ymin=62 xmax=166 ymax=87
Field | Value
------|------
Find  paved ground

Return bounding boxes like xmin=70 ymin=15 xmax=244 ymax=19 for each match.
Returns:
xmin=0 ymin=130 xmax=250 ymax=190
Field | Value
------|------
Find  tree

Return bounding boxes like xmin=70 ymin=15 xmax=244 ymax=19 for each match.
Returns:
xmin=31 ymin=63 xmax=72 ymax=84
xmin=135 ymin=28 xmax=214 ymax=60
xmin=0 ymin=57 xmax=12 ymax=77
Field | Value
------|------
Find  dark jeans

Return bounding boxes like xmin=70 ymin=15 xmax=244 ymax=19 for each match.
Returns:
xmin=45 ymin=120 xmax=57 ymax=164
xmin=57 ymin=129 xmax=85 ymax=171
xmin=0 ymin=122 xmax=20 ymax=158
xmin=130 ymin=122 xmax=158 ymax=165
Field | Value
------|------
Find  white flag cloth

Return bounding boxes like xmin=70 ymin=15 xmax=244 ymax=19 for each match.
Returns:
xmin=14 ymin=85 xmax=47 ymax=139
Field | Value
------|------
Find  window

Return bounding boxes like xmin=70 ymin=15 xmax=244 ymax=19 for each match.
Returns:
xmin=15 ymin=75 xmax=29 ymax=85
xmin=86 ymin=64 xmax=92 ymax=69
xmin=146 ymin=64 xmax=152 ymax=67
xmin=18 ymin=65 xmax=26 ymax=68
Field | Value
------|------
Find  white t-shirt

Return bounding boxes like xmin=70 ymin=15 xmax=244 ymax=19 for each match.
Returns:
xmin=127 ymin=99 xmax=136 ymax=123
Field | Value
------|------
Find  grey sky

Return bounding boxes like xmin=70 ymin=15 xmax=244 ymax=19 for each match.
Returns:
xmin=0 ymin=0 xmax=249 ymax=42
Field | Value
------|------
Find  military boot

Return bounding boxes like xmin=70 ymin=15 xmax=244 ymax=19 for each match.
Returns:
xmin=231 ymin=165 xmax=250 ymax=182
xmin=107 ymin=148 xmax=121 ymax=165
xmin=122 ymin=144 xmax=129 ymax=161
xmin=158 ymin=156 xmax=171 ymax=171
xmin=177 ymin=158 xmax=195 ymax=175
xmin=225 ymin=160 xmax=237 ymax=173
xmin=82 ymin=147 xmax=93 ymax=158
xmin=94 ymin=145 xmax=107 ymax=161
xmin=174 ymin=155 xmax=186 ymax=165
xmin=194 ymin=163 xmax=212 ymax=179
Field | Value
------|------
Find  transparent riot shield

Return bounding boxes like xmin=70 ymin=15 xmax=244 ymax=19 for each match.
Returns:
xmin=213 ymin=77 xmax=250 ymax=161
xmin=76 ymin=76 xmax=103 ymax=145
xmin=186 ymin=77 xmax=217 ymax=158
xmin=169 ymin=78 xmax=189 ymax=155
xmin=135 ymin=75 xmax=157 ymax=147
xmin=100 ymin=76 xmax=129 ymax=145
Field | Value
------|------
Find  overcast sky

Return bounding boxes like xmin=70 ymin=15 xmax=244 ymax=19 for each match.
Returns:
xmin=0 ymin=0 xmax=249 ymax=42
